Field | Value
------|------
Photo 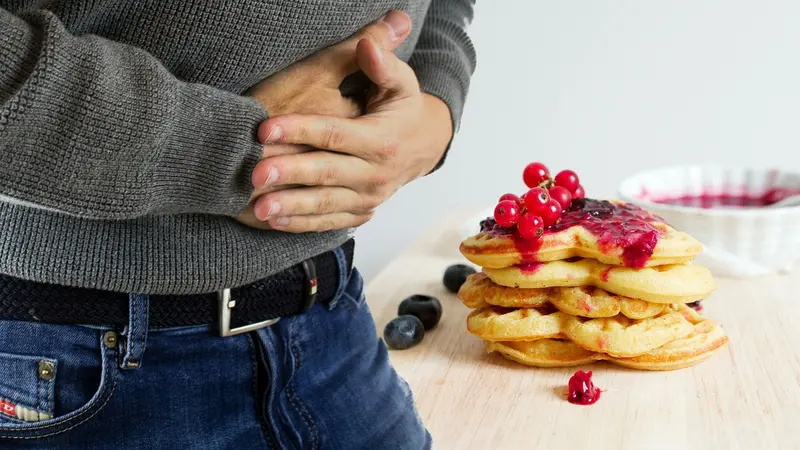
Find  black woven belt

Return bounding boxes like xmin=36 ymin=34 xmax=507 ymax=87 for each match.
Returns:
xmin=0 ymin=239 xmax=354 ymax=335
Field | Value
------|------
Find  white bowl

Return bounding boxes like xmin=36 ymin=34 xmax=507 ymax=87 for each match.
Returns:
xmin=618 ymin=166 xmax=800 ymax=277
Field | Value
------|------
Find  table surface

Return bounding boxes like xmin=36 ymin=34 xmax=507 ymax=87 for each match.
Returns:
xmin=365 ymin=213 xmax=800 ymax=450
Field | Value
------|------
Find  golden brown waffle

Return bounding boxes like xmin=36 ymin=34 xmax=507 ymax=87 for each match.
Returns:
xmin=483 ymin=259 xmax=716 ymax=304
xmin=610 ymin=306 xmax=729 ymax=370
xmin=466 ymin=306 xmax=566 ymax=342
xmin=458 ymin=272 xmax=667 ymax=319
xmin=561 ymin=305 xmax=695 ymax=357
xmin=485 ymin=306 xmax=728 ymax=371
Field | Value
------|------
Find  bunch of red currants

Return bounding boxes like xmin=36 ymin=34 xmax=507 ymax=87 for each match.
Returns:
xmin=493 ymin=162 xmax=585 ymax=241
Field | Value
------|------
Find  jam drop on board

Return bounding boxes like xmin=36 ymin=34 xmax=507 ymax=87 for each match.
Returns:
xmin=567 ymin=370 xmax=602 ymax=405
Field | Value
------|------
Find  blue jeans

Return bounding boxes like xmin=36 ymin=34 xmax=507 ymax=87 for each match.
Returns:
xmin=0 ymin=248 xmax=431 ymax=449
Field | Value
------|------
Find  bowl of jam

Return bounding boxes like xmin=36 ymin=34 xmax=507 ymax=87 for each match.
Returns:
xmin=618 ymin=166 xmax=800 ymax=277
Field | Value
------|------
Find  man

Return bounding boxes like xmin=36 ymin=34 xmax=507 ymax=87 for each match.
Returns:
xmin=0 ymin=1 xmax=475 ymax=448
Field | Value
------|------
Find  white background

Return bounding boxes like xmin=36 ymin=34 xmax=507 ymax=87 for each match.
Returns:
xmin=354 ymin=0 xmax=800 ymax=280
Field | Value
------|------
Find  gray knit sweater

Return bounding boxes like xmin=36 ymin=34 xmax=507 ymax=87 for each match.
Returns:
xmin=0 ymin=1 xmax=476 ymax=294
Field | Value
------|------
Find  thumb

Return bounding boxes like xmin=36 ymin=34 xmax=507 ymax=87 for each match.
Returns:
xmin=317 ymin=11 xmax=412 ymax=79
xmin=355 ymin=38 xmax=418 ymax=97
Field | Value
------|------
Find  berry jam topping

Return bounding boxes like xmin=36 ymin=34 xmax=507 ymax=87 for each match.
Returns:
xmin=652 ymin=187 xmax=800 ymax=209
xmin=484 ymin=198 xmax=664 ymax=268
xmin=600 ymin=267 xmax=613 ymax=282
xmin=519 ymin=262 xmax=543 ymax=274
xmin=549 ymin=198 xmax=663 ymax=267
xmin=567 ymin=370 xmax=602 ymax=405
xmin=687 ymin=300 xmax=703 ymax=312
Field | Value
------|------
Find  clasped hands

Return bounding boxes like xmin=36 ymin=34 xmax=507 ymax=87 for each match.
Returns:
xmin=236 ymin=11 xmax=453 ymax=232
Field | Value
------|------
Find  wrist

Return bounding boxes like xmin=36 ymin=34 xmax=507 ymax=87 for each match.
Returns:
xmin=421 ymin=93 xmax=454 ymax=156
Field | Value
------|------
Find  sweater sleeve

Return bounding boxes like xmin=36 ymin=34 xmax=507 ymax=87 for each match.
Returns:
xmin=409 ymin=0 xmax=477 ymax=134
xmin=0 ymin=8 xmax=266 ymax=220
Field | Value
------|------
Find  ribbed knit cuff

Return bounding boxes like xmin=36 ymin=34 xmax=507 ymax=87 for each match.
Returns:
xmin=413 ymin=55 xmax=471 ymax=174
xmin=155 ymin=84 xmax=267 ymax=216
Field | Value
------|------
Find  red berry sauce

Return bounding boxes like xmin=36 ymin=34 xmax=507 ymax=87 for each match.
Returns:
xmin=519 ymin=262 xmax=543 ymax=274
xmin=567 ymin=370 xmax=602 ymax=405
xmin=651 ymin=187 xmax=800 ymax=209
xmin=482 ymin=199 xmax=665 ymax=268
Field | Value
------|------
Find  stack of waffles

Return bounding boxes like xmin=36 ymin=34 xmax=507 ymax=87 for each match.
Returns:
xmin=458 ymin=198 xmax=729 ymax=371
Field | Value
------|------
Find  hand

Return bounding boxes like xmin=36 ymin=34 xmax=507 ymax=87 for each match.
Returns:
xmin=248 ymin=38 xmax=453 ymax=233
xmin=235 ymin=11 xmax=413 ymax=229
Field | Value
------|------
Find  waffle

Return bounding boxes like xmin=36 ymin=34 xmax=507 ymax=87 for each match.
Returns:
xmin=561 ymin=305 xmax=695 ymax=357
xmin=458 ymin=272 xmax=667 ymax=319
xmin=485 ymin=307 xmax=727 ymax=371
xmin=466 ymin=306 xmax=566 ymax=342
xmin=460 ymin=200 xmax=702 ymax=269
xmin=482 ymin=259 xmax=716 ymax=304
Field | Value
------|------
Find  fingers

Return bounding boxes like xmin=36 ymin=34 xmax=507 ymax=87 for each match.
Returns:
xmin=267 ymin=211 xmax=374 ymax=233
xmin=253 ymin=186 xmax=371 ymax=220
xmin=318 ymin=11 xmax=412 ymax=79
xmin=258 ymin=142 xmax=311 ymax=159
xmin=355 ymin=38 xmax=419 ymax=97
xmin=251 ymin=150 xmax=382 ymax=193
xmin=261 ymin=115 xmax=381 ymax=160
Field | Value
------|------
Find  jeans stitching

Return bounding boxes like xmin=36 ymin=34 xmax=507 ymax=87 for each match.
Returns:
xmin=47 ymin=363 xmax=56 ymax=415
xmin=247 ymin=334 xmax=272 ymax=449
xmin=0 ymin=334 xmax=118 ymax=439
xmin=285 ymin=324 xmax=319 ymax=450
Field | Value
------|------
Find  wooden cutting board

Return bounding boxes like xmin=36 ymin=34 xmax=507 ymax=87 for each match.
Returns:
xmin=366 ymin=213 xmax=800 ymax=450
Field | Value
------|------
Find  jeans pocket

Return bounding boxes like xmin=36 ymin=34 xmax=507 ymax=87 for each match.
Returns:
xmin=0 ymin=352 xmax=57 ymax=424
xmin=336 ymin=267 xmax=366 ymax=313
xmin=0 ymin=324 xmax=118 ymax=440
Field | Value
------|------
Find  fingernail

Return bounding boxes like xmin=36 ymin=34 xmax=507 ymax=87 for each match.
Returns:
xmin=262 ymin=167 xmax=278 ymax=187
xmin=276 ymin=217 xmax=290 ymax=226
xmin=266 ymin=201 xmax=281 ymax=218
xmin=381 ymin=11 xmax=410 ymax=41
xmin=265 ymin=126 xmax=283 ymax=143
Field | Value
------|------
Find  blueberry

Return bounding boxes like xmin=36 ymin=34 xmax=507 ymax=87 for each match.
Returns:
xmin=443 ymin=264 xmax=476 ymax=293
xmin=398 ymin=295 xmax=442 ymax=330
xmin=383 ymin=316 xmax=425 ymax=350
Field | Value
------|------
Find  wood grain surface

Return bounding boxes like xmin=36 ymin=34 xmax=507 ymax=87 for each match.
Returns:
xmin=366 ymin=214 xmax=800 ymax=450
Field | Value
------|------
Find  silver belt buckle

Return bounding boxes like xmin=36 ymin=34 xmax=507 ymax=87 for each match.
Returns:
xmin=218 ymin=289 xmax=280 ymax=337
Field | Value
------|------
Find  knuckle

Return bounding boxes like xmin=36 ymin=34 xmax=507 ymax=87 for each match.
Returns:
xmin=316 ymin=191 xmax=337 ymax=214
xmin=322 ymin=122 xmax=343 ymax=150
xmin=375 ymin=139 xmax=398 ymax=162
xmin=316 ymin=164 xmax=339 ymax=184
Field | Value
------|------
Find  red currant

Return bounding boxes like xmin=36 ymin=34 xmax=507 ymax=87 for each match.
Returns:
xmin=572 ymin=185 xmax=585 ymax=199
xmin=516 ymin=213 xmax=544 ymax=240
xmin=554 ymin=170 xmax=580 ymax=192
xmin=494 ymin=200 xmax=521 ymax=227
xmin=539 ymin=199 xmax=563 ymax=226
xmin=498 ymin=193 xmax=523 ymax=207
xmin=524 ymin=187 xmax=550 ymax=212
xmin=523 ymin=162 xmax=550 ymax=188
xmin=548 ymin=186 xmax=573 ymax=210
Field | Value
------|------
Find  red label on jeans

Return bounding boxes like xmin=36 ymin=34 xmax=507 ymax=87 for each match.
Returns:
xmin=0 ymin=399 xmax=16 ymax=417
